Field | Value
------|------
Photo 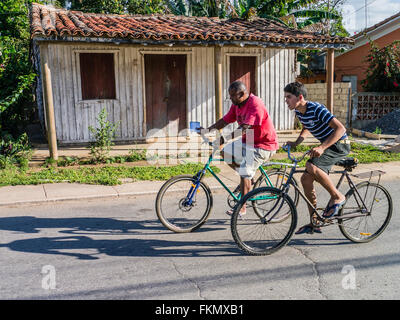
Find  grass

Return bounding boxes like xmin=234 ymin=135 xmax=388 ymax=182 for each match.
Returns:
xmin=265 ymin=142 xmax=400 ymax=168
xmin=0 ymin=142 xmax=399 ymax=187
xmin=0 ymin=163 xmax=220 ymax=187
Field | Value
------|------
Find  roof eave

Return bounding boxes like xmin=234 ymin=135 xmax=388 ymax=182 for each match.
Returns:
xmin=31 ymin=35 xmax=353 ymax=50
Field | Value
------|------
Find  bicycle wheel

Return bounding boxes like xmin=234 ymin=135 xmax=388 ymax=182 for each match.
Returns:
xmin=231 ymin=187 xmax=297 ymax=256
xmin=338 ymin=182 xmax=392 ymax=243
xmin=253 ymin=169 xmax=299 ymax=222
xmin=155 ymin=175 xmax=213 ymax=233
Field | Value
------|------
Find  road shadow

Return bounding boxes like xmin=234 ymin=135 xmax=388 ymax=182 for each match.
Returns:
xmin=0 ymin=216 xmax=226 ymax=235
xmin=0 ymin=236 xmax=240 ymax=259
xmin=0 ymin=216 xmax=237 ymax=258
xmin=0 ymin=216 xmax=366 ymax=259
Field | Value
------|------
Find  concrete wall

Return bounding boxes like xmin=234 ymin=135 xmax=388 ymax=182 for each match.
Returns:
xmin=304 ymin=82 xmax=352 ymax=127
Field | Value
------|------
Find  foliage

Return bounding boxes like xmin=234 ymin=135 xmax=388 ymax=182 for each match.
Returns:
xmin=57 ymin=0 xmax=167 ymax=14
xmin=274 ymin=142 xmax=400 ymax=167
xmin=361 ymin=39 xmax=400 ymax=92
xmin=0 ymin=0 xmax=39 ymax=136
xmin=0 ymin=131 xmax=32 ymax=169
xmin=88 ymin=108 xmax=119 ymax=163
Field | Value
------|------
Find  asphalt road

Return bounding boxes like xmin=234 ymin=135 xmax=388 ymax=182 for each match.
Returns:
xmin=0 ymin=177 xmax=399 ymax=301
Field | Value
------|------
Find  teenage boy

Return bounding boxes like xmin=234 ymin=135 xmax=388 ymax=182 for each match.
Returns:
xmin=284 ymin=82 xmax=350 ymax=234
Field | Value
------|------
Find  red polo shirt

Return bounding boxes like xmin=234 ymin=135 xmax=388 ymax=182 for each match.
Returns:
xmin=223 ymin=94 xmax=279 ymax=151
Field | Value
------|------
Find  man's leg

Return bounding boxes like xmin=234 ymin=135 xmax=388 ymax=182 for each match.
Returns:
xmin=238 ymin=148 xmax=275 ymax=213
xmin=240 ymin=177 xmax=252 ymax=200
xmin=221 ymin=149 xmax=240 ymax=171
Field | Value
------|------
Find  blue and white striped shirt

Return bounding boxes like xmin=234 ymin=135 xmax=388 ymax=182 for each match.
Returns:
xmin=295 ymin=101 xmax=347 ymax=142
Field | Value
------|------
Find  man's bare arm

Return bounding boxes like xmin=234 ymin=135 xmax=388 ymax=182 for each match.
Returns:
xmin=207 ymin=118 xmax=228 ymax=131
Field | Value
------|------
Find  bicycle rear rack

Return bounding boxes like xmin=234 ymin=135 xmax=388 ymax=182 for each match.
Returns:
xmin=351 ymin=170 xmax=386 ymax=185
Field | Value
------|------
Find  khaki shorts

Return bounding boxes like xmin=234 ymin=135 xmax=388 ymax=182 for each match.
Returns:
xmin=222 ymin=139 xmax=276 ymax=179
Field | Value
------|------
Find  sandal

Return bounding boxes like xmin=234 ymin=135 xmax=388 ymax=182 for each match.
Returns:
xmin=226 ymin=208 xmax=246 ymax=217
xmin=295 ymin=224 xmax=322 ymax=235
xmin=322 ymin=200 xmax=345 ymax=218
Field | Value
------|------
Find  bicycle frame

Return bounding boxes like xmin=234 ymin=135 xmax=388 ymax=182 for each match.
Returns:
xmin=184 ymin=150 xmax=276 ymax=206
xmin=277 ymin=151 xmax=373 ymax=224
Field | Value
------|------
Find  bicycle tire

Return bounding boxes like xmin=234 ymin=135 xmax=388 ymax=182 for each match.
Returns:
xmin=231 ymin=187 xmax=297 ymax=256
xmin=338 ymin=182 xmax=392 ymax=243
xmin=155 ymin=175 xmax=213 ymax=233
xmin=253 ymin=169 xmax=299 ymax=222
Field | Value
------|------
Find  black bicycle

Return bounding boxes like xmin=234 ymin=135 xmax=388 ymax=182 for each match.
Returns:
xmin=231 ymin=145 xmax=393 ymax=256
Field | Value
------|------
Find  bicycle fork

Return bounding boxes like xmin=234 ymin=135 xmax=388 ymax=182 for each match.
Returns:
xmin=184 ymin=170 xmax=205 ymax=206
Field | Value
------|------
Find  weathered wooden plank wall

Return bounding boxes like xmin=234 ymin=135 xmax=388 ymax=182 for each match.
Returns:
xmin=39 ymin=43 xmax=296 ymax=144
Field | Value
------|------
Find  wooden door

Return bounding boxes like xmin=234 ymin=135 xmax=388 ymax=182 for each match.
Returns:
xmin=229 ymin=56 xmax=256 ymax=95
xmin=144 ymin=54 xmax=187 ymax=134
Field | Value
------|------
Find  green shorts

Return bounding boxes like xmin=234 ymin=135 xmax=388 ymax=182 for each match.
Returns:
xmin=307 ymin=139 xmax=351 ymax=174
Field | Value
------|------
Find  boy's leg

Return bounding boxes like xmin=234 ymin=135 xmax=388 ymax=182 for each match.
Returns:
xmin=300 ymin=171 xmax=317 ymax=215
xmin=305 ymin=161 xmax=345 ymax=208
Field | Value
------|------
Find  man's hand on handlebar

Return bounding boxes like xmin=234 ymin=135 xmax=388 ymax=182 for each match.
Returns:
xmin=196 ymin=127 xmax=225 ymax=146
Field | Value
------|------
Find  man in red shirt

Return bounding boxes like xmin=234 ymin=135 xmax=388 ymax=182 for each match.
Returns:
xmin=203 ymin=81 xmax=279 ymax=215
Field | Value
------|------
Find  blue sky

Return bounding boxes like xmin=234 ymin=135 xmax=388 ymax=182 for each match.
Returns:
xmin=339 ymin=0 xmax=400 ymax=34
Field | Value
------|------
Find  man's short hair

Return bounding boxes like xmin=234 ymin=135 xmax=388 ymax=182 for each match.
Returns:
xmin=284 ymin=82 xmax=307 ymax=99
xmin=229 ymin=81 xmax=247 ymax=93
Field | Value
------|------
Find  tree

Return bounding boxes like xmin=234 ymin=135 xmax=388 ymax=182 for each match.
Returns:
xmin=361 ymin=40 xmax=400 ymax=92
xmin=0 ymin=0 xmax=39 ymax=136
xmin=57 ymin=0 xmax=167 ymax=14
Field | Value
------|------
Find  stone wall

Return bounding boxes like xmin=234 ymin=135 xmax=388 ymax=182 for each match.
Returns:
xmin=304 ymin=82 xmax=352 ymax=127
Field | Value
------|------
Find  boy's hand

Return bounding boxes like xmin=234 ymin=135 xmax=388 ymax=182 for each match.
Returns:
xmin=284 ymin=141 xmax=297 ymax=149
xmin=309 ymin=145 xmax=325 ymax=158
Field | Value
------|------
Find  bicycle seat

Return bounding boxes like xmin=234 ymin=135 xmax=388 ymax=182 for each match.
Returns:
xmin=335 ymin=157 xmax=358 ymax=170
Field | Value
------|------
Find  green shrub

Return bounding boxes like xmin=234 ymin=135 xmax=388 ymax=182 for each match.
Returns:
xmin=0 ymin=131 xmax=32 ymax=169
xmin=88 ymin=108 xmax=119 ymax=163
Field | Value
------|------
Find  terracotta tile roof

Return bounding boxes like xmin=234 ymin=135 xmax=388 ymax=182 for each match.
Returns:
xmin=30 ymin=3 xmax=354 ymax=47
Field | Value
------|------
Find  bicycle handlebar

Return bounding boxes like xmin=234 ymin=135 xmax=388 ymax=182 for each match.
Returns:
xmin=195 ymin=129 xmax=216 ymax=148
xmin=282 ymin=144 xmax=310 ymax=163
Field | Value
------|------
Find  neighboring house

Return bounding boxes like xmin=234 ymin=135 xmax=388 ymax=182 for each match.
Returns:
xmin=30 ymin=3 xmax=353 ymax=145
xmin=299 ymin=12 xmax=400 ymax=93
xmin=335 ymin=11 xmax=400 ymax=93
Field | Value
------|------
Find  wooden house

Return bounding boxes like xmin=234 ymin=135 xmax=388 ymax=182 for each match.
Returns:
xmin=30 ymin=3 xmax=353 ymax=151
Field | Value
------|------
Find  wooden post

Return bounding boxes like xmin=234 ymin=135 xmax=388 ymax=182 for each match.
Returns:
xmin=214 ymin=45 xmax=223 ymax=121
xmin=42 ymin=55 xmax=58 ymax=160
xmin=326 ymin=48 xmax=334 ymax=113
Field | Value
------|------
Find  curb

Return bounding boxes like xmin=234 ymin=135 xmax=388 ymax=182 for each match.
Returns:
xmin=351 ymin=128 xmax=398 ymax=140
xmin=0 ymin=183 xmax=236 ymax=207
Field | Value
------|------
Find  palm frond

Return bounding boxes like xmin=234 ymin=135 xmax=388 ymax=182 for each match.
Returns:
xmin=291 ymin=9 xmax=339 ymax=20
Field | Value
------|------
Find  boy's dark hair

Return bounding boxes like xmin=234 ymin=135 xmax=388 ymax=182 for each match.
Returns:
xmin=284 ymin=82 xmax=307 ymax=99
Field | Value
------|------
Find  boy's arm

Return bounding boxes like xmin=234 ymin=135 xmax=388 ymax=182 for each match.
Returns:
xmin=286 ymin=127 xmax=310 ymax=148
xmin=310 ymin=118 xmax=346 ymax=158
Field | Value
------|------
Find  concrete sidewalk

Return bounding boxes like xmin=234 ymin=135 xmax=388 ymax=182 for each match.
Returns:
xmin=1 ymin=159 xmax=400 ymax=207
